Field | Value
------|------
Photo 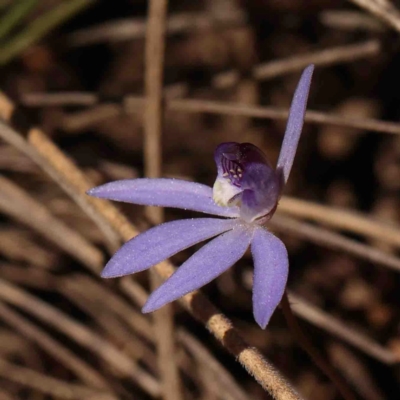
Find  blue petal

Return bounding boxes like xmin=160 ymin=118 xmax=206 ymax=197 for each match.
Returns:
xmin=251 ymin=227 xmax=288 ymax=329
xmin=142 ymin=225 xmax=254 ymax=313
xmin=277 ymin=64 xmax=314 ymax=184
xmin=88 ymin=178 xmax=240 ymax=217
xmin=101 ymin=218 xmax=238 ymax=278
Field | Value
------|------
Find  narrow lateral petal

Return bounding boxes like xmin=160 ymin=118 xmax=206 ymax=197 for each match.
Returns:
xmin=88 ymin=178 xmax=239 ymax=217
xmin=142 ymin=225 xmax=254 ymax=313
xmin=251 ymin=227 xmax=288 ymax=329
xmin=101 ymin=218 xmax=238 ymax=278
xmin=276 ymin=64 xmax=314 ymax=185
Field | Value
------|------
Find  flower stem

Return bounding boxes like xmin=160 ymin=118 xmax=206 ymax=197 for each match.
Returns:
xmin=281 ymin=292 xmax=357 ymax=400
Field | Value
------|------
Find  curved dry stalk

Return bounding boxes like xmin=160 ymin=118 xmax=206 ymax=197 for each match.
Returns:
xmin=0 ymin=174 xmax=103 ymax=272
xmin=0 ymin=301 xmax=110 ymax=390
xmin=288 ymin=293 xmax=397 ymax=365
xmin=0 ymin=94 xmax=303 ymax=400
xmin=69 ymin=275 xmax=153 ymax=339
xmin=328 ymin=343 xmax=386 ymax=400
xmin=0 ymin=358 xmax=117 ymax=400
xmin=281 ymin=293 xmax=357 ymax=400
xmin=0 ymin=228 xmax=56 ymax=269
xmin=270 ymin=215 xmax=400 ymax=273
xmin=348 ymin=0 xmax=400 ymax=33
xmin=278 ymin=197 xmax=400 ymax=249
xmin=0 ymin=103 xmax=121 ymax=253
xmin=0 ymin=278 xmax=160 ymax=397
xmin=59 ymin=278 xmax=157 ymax=367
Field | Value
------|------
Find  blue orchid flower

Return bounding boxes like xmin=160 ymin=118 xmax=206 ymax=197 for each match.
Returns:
xmin=88 ymin=65 xmax=314 ymax=329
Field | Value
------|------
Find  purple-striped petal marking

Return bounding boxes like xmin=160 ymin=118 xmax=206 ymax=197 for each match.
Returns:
xmin=251 ymin=227 xmax=289 ymax=329
xmin=142 ymin=225 xmax=254 ymax=313
xmin=213 ymin=142 xmax=281 ymax=222
xmin=277 ymin=64 xmax=314 ymax=185
xmin=88 ymin=178 xmax=240 ymax=218
xmin=101 ymin=218 xmax=238 ymax=278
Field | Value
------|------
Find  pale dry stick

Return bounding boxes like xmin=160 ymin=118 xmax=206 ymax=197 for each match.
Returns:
xmin=22 ymin=91 xmax=98 ymax=107
xmin=61 ymin=103 xmax=122 ymax=132
xmin=0 ymin=331 xmax=30 ymax=356
xmin=281 ymin=293 xmax=357 ymax=400
xmin=0 ymin=278 xmax=160 ymax=397
xmin=348 ymin=0 xmax=400 ymax=33
xmin=328 ymin=343 xmax=386 ymax=400
xmin=0 ymin=174 xmax=104 ymax=272
xmin=270 ymin=214 xmax=400 ymax=273
xmin=0 ymin=358 xmax=117 ymax=400
xmin=288 ymin=293 xmax=396 ymax=365
xmin=253 ymin=40 xmax=380 ymax=80
xmin=279 ymin=197 xmax=400 ymax=249
xmin=166 ymin=98 xmax=400 ymax=136
xmin=144 ymin=0 xmax=167 ymax=208
xmin=33 ymin=94 xmax=400 ymax=136
xmin=59 ymin=277 xmax=157 ymax=365
xmin=0 ymin=301 xmax=111 ymax=390
xmin=67 ymin=10 xmax=246 ymax=46
xmin=0 ymin=263 xmax=56 ymax=290
xmin=319 ymin=10 xmax=385 ymax=32
xmin=0 ymin=102 xmax=304 ymax=399
xmin=0 ymin=95 xmax=121 ymax=251
xmin=144 ymin=1 xmax=183 ymax=400
xmin=72 ymin=275 xmax=153 ymax=339
xmin=213 ymin=39 xmax=380 ymax=89
xmin=0 ymin=228 xmax=56 ymax=269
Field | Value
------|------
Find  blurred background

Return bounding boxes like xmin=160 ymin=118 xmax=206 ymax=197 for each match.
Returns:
xmin=0 ymin=0 xmax=400 ymax=399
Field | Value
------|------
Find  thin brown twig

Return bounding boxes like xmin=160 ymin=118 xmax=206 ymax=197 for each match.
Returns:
xmin=0 ymin=358 xmax=117 ymax=400
xmin=0 ymin=228 xmax=56 ymax=269
xmin=0 ymin=301 xmax=111 ymax=390
xmin=71 ymin=275 xmax=153 ymax=339
xmin=166 ymin=98 xmax=400 ymax=136
xmin=144 ymin=1 xmax=183 ymax=400
xmin=0 ymin=94 xmax=121 ymax=251
xmin=0 ymin=263 xmax=56 ymax=290
xmin=0 ymin=97 xmax=303 ymax=399
xmin=289 ymin=293 xmax=396 ymax=365
xmin=211 ymin=39 xmax=380 ymax=89
xmin=270 ymin=214 xmax=400 ymax=273
xmin=24 ymin=93 xmax=400 ymax=136
xmin=144 ymin=0 xmax=166 ymax=218
xmin=348 ymin=0 xmax=400 ymax=33
xmin=279 ymin=197 xmax=400 ymax=249
xmin=319 ymin=10 xmax=385 ymax=32
xmin=67 ymin=10 xmax=246 ymax=46
xmin=281 ymin=293 xmax=357 ymax=400
xmin=59 ymin=278 xmax=157 ymax=367
xmin=253 ymin=39 xmax=380 ymax=80
xmin=327 ymin=343 xmax=386 ymax=400
xmin=0 ymin=278 xmax=161 ymax=397
xmin=0 ymin=174 xmax=104 ymax=272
